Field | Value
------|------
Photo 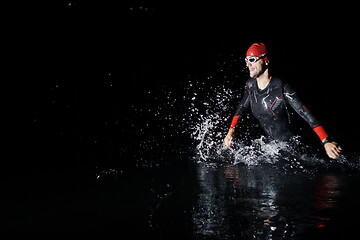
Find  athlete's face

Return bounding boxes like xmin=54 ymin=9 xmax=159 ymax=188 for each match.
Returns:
xmin=246 ymin=59 xmax=267 ymax=78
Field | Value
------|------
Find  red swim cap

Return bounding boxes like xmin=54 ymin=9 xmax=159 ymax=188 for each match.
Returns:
xmin=246 ymin=42 xmax=269 ymax=61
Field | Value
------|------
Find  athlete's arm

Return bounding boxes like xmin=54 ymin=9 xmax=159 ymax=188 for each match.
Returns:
xmin=284 ymin=83 xmax=342 ymax=159
xmin=283 ymin=83 xmax=327 ymax=140
xmin=224 ymin=83 xmax=251 ymax=147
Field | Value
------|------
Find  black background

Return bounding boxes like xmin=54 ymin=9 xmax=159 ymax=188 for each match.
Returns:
xmin=8 ymin=0 xmax=360 ymax=191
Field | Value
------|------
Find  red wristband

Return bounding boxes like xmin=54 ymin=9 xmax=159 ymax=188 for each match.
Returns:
xmin=230 ymin=116 xmax=240 ymax=129
xmin=313 ymin=126 xmax=328 ymax=142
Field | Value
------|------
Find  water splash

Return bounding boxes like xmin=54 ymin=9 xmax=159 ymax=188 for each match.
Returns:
xmin=186 ymin=80 xmax=360 ymax=172
xmin=186 ymin=79 xmax=291 ymax=166
xmin=230 ymin=136 xmax=291 ymax=166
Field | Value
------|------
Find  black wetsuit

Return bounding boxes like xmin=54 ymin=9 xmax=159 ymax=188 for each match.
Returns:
xmin=230 ymin=77 xmax=327 ymax=141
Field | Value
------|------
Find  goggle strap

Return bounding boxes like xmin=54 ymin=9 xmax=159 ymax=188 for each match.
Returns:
xmin=259 ymin=52 xmax=267 ymax=58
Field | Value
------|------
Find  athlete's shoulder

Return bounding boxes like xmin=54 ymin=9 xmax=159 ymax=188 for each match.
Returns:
xmin=273 ymin=77 xmax=296 ymax=93
xmin=271 ymin=76 xmax=285 ymax=86
xmin=271 ymin=76 xmax=292 ymax=90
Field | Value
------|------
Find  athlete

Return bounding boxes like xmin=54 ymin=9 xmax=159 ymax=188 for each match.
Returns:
xmin=224 ymin=42 xmax=342 ymax=159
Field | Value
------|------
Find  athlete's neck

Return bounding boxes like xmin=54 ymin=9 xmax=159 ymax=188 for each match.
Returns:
xmin=256 ymin=69 xmax=271 ymax=90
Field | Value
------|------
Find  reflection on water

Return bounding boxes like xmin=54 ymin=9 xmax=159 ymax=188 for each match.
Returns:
xmin=314 ymin=174 xmax=341 ymax=210
xmin=192 ymin=163 xmax=228 ymax=238
xmin=192 ymin=161 xmax=353 ymax=240
xmin=6 ymin=153 xmax=358 ymax=237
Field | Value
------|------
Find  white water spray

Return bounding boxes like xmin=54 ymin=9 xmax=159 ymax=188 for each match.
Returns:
xmin=186 ymin=79 xmax=360 ymax=171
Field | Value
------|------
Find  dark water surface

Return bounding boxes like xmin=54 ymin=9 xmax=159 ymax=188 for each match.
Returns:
xmin=4 ymin=153 xmax=360 ymax=239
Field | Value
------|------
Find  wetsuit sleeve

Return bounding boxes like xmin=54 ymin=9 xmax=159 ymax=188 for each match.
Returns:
xmin=229 ymin=83 xmax=251 ymax=129
xmin=283 ymin=83 xmax=329 ymax=141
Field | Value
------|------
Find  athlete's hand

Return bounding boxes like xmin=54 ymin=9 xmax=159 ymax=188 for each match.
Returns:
xmin=224 ymin=129 xmax=235 ymax=147
xmin=324 ymin=142 xmax=342 ymax=159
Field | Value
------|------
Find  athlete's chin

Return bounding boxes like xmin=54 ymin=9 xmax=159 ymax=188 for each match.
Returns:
xmin=249 ymin=72 xmax=257 ymax=78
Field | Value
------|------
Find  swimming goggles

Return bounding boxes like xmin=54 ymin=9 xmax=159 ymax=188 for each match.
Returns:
xmin=245 ymin=53 xmax=267 ymax=63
